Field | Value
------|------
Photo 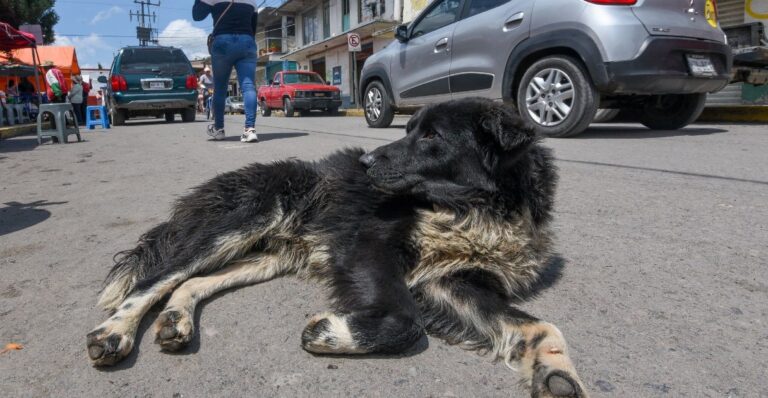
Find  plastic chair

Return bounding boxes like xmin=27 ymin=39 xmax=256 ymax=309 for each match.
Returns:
xmin=86 ymin=105 xmax=110 ymax=130
xmin=37 ymin=103 xmax=81 ymax=144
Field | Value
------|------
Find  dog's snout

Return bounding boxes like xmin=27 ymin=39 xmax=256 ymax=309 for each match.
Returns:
xmin=359 ymin=153 xmax=376 ymax=168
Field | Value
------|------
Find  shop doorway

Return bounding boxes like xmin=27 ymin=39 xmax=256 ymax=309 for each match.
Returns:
xmin=352 ymin=42 xmax=374 ymax=106
xmin=311 ymin=57 xmax=326 ymax=82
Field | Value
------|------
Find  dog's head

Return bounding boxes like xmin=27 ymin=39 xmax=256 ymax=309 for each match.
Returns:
xmin=360 ymin=98 xmax=538 ymax=201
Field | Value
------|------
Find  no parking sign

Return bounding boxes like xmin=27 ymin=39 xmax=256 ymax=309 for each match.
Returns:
xmin=347 ymin=33 xmax=361 ymax=52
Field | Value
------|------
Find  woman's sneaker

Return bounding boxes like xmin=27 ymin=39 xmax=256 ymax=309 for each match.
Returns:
xmin=241 ymin=127 xmax=258 ymax=143
xmin=207 ymin=124 xmax=225 ymax=140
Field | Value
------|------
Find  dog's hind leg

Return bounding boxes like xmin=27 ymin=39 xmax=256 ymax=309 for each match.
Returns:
xmin=413 ymin=273 xmax=588 ymax=398
xmin=86 ymin=271 xmax=189 ymax=366
xmin=154 ymin=254 xmax=289 ymax=351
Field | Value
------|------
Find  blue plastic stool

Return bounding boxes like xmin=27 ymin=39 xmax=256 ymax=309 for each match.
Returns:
xmin=86 ymin=105 xmax=110 ymax=130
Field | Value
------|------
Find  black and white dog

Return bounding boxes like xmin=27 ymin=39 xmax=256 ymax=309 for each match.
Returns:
xmin=86 ymin=98 xmax=586 ymax=397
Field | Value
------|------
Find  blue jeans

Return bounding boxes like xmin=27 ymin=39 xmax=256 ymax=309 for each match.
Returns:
xmin=210 ymin=34 xmax=257 ymax=130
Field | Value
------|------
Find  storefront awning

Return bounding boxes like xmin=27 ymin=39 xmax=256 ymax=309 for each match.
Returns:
xmin=275 ymin=0 xmax=317 ymax=14
xmin=281 ymin=20 xmax=398 ymax=61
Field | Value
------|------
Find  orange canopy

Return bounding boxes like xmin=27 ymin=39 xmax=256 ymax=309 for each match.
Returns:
xmin=1 ymin=45 xmax=81 ymax=91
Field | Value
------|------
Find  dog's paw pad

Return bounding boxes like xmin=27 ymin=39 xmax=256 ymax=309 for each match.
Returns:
xmin=86 ymin=328 xmax=132 ymax=366
xmin=154 ymin=310 xmax=193 ymax=352
xmin=532 ymin=369 xmax=585 ymax=398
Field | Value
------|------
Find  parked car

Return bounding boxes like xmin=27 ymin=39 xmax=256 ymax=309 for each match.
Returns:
xmin=360 ymin=0 xmax=732 ymax=136
xmin=105 ymin=46 xmax=198 ymax=125
xmin=258 ymin=71 xmax=342 ymax=117
xmin=225 ymin=96 xmax=244 ymax=114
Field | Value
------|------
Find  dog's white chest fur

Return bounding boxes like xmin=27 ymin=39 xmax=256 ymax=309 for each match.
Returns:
xmin=407 ymin=208 xmax=550 ymax=291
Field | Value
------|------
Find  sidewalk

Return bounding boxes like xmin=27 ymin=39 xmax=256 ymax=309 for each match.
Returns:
xmin=0 ymin=122 xmax=37 ymax=140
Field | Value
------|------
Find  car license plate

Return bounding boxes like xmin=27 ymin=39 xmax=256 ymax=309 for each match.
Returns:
xmin=314 ymin=92 xmax=326 ymax=97
xmin=150 ymin=81 xmax=165 ymax=89
xmin=686 ymin=55 xmax=716 ymax=77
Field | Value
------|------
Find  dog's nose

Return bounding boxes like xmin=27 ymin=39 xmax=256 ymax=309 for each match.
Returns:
xmin=359 ymin=153 xmax=376 ymax=168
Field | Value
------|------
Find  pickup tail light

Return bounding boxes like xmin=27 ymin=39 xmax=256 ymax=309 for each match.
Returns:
xmin=585 ymin=0 xmax=637 ymax=4
xmin=185 ymin=74 xmax=198 ymax=90
xmin=111 ymin=74 xmax=127 ymax=92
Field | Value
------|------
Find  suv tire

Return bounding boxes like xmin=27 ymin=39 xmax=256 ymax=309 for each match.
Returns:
xmin=165 ymin=112 xmax=175 ymax=122
xmin=283 ymin=97 xmax=295 ymax=117
xmin=112 ymin=108 xmax=127 ymax=126
xmin=260 ymin=100 xmax=271 ymax=116
xmin=638 ymin=94 xmax=706 ymax=130
xmin=182 ymin=108 xmax=195 ymax=122
xmin=516 ymin=55 xmax=598 ymax=138
xmin=364 ymin=81 xmax=395 ymax=128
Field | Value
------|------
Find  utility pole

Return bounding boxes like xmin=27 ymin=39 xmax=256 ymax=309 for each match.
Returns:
xmin=130 ymin=0 xmax=161 ymax=46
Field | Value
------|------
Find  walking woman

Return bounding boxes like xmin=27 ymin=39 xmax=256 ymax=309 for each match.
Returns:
xmin=193 ymin=0 xmax=259 ymax=143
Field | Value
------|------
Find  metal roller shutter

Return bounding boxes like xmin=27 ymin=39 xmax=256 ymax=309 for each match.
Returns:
xmin=707 ymin=0 xmax=745 ymax=105
xmin=718 ymin=0 xmax=745 ymax=27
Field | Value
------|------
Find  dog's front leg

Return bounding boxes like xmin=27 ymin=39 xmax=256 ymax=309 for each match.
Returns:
xmin=301 ymin=220 xmax=424 ymax=355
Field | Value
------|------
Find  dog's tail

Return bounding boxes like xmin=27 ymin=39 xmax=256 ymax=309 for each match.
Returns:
xmin=97 ymin=223 xmax=170 ymax=311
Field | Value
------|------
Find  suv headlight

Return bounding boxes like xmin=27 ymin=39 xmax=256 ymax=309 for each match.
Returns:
xmin=294 ymin=91 xmax=306 ymax=98
xmin=332 ymin=91 xmax=340 ymax=99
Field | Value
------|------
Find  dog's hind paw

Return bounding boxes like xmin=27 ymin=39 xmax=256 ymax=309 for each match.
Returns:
xmin=86 ymin=327 xmax=133 ymax=366
xmin=154 ymin=310 xmax=194 ymax=352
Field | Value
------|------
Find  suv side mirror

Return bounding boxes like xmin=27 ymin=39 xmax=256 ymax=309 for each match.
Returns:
xmin=395 ymin=24 xmax=409 ymax=43
xmin=268 ymin=79 xmax=273 ymax=85
xmin=97 ymin=75 xmax=108 ymax=84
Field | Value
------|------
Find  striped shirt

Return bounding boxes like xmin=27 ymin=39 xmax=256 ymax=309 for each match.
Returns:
xmin=193 ymin=0 xmax=259 ymax=37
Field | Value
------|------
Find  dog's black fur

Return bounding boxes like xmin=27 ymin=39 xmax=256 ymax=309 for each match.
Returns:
xmin=87 ymin=98 xmax=586 ymax=397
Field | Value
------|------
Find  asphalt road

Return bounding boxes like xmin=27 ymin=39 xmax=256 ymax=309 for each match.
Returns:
xmin=1 ymin=113 xmax=766 ymax=397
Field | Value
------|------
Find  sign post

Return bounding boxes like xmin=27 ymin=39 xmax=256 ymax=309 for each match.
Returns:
xmin=348 ymin=33 xmax=362 ymax=106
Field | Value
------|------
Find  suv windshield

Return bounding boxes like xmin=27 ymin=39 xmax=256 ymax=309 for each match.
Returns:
xmin=120 ymin=48 xmax=192 ymax=75
xmin=283 ymin=73 xmax=324 ymax=84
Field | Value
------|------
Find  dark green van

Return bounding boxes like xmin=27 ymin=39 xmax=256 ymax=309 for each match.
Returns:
xmin=106 ymin=46 xmax=198 ymax=125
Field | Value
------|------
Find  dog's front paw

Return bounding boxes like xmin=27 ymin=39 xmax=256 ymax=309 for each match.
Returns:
xmin=530 ymin=363 xmax=587 ymax=398
xmin=154 ymin=310 xmax=194 ymax=352
xmin=86 ymin=326 xmax=133 ymax=366
xmin=301 ymin=312 xmax=364 ymax=354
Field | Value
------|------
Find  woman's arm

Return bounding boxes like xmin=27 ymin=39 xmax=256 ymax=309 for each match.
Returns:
xmin=192 ymin=0 xmax=212 ymax=21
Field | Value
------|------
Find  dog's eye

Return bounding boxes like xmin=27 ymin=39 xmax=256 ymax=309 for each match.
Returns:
xmin=420 ymin=131 xmax=437 ymax=140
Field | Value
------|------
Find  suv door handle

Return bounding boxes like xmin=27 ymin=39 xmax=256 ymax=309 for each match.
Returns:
xmin=434 ymin=37 xmax=450 ymax=53
xmin=503 ymin=12 xmax=525 ymax=32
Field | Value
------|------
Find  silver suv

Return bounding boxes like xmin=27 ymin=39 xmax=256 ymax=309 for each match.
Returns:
xmin=360 ymin=0 xmax=732 ymax=137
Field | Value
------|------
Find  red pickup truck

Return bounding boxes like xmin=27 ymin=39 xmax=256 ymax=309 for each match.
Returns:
xmin=258 ymin=71 xmax=342 ymax=117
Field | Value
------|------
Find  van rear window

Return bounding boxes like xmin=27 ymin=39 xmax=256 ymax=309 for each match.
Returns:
xmin=120 ymin=49 xmax=192 ymax=75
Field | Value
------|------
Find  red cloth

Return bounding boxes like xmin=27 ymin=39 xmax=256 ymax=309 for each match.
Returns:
xmin=0 ymin=22 xmax=36 ymax=51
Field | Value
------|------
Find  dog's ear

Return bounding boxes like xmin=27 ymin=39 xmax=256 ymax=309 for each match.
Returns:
xmin=480 ymin=102 xmax=536 ymax=151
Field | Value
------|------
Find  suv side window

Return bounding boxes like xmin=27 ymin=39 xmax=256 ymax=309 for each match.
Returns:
xmin=466 ymin=0 xmax=509 ymax=17
xmin=275 ymin=74 xmax=281 ymax=85
xmin=411 ymin=0 xmax=462 ymax=38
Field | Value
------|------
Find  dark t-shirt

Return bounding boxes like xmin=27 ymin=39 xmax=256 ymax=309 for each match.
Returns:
xmin=192 ymin=0 xmax=258 ymax=37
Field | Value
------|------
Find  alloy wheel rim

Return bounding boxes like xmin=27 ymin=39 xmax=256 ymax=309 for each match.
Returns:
xmin=366 ymin=88 xmax=382 ymax=121
xmin=525 ymin=68 xmax=575 ymax=127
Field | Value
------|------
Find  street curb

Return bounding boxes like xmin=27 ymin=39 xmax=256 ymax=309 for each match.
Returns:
xmin=0 ymin=123 xmax=37 ymax=140
xmin=700 ymin=106 xmax=768 ymax=123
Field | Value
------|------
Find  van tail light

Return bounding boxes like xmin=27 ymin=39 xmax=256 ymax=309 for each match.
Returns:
xmin=111 ymin=75 xmax=127 ymax=92
xmin=585 ymin=0 xmax=637 ymax=4
xmin=186 ymin=74 xmax=198 ymax=90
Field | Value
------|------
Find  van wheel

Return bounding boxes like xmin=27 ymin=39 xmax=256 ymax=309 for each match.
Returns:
xmin=182 ymin=108 xmax=196 ymax=122
xmin=165 ymin=112 xmax=175 ymax=122
xmin=260 ymin=100 xmax=271 ymax=116
xmin=516 ymin=55 xmax=598 ymax=137
xmin=639 ymin=94 xmax=706 ymax=130
xmin=364 ymin=81 xmax=394 ymax=128
xmin=283 ymin=98 xmax=295 ymax=117
xmin=111 ymin=109 xmax=126 ymax=126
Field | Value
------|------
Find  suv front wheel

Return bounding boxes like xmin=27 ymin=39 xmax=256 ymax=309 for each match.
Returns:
xmin=516 ymin=55 xmax=598 ymax=138
xmin=638 ymin=94 xmax=706 ymax=130
xmin=364 ymin=81 xmax=394 ymax=128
